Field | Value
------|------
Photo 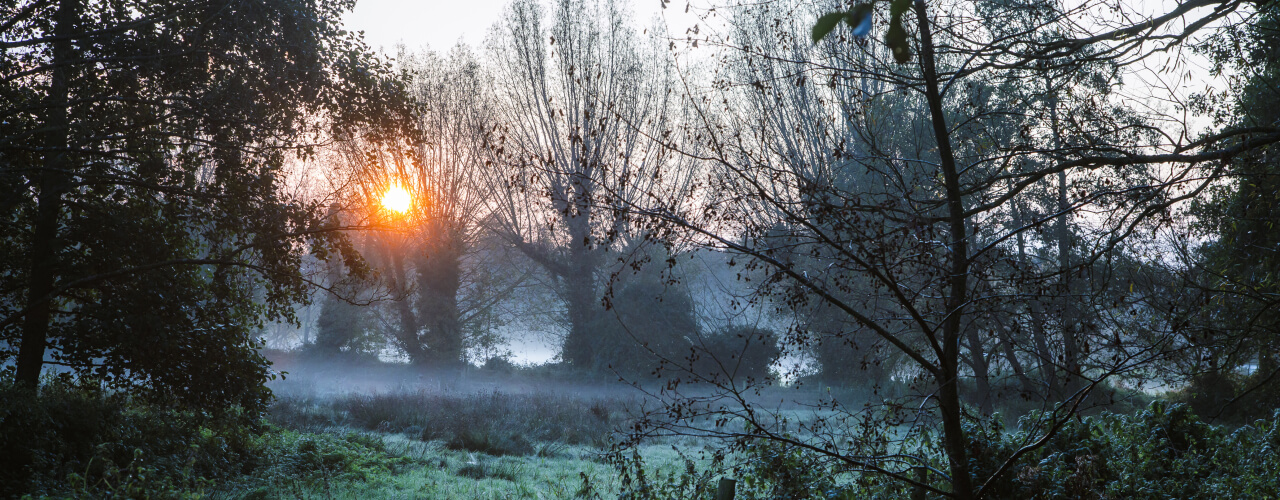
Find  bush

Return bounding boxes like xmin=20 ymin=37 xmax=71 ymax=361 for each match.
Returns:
xmin=482 ymin=355 xmax=516 ymax=373
xmin=615 ymin=401 xmax=1280 ymax=499
xmin=1172 ymin=369 xmax=1280 ymax=424
xmin=996 ymin=401 xmax=1280 ymax=499
xmin=688 ymin=325 xmax=781 ymax=384
xmin=233 ymin=429 xmax=414 ymax=493
xmin=589 ymin=275 xmax=699 ymax=379
xmin=0 ymin=377 xmax=259 ymax=498
xmin=268 ymin=390 xmax=630 ymax=452
xmin=445 ymin=429 xmax=534 ymax=456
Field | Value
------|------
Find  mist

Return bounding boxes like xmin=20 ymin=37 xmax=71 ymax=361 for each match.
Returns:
xmin=4 ymin=0 xmax=1279 ymax=497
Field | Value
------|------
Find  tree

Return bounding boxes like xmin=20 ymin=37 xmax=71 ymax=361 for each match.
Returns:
xmin=589 ymin=266 xmax=700 ymax=378
xmin=312 ymin=292 xmax=371 ymax=355
xmin=1180 ymin=1 xmax=1280 ymax=421
xmin=0 ymin=0 xmax=410 ymax=410
xmin=485 ymin=0 xmax=685 ymax=369
xmin=617 ymin=0 xmax=1280 ymax=497
xmin=334 ymin=44 xmax=527 ymax=370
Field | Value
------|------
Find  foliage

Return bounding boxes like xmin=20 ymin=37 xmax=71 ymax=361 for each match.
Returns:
xmin=614 ymin=401 xmax=1280 ymax=499
xmin=805 ymin=304 xmax=900 ymax=387
xmin=0 ymin=377 xmax=260 ymax=498
xmin=980 ymin=402 xmax=1280 ymax=499
xmin=590 ymin=273 xmax=701 ymax=379
xmin=1182 ymin=1 xmax=1280 ymax=423
xmin=0 ymin=0 xmax=411 ymax=410
xmin=268 ymin=390 xmax=629 ymax=451
xmin=689 ymin=325 xmax=781 ymax=384
xmin=223 ymin=427 xmax=416 ymax=497
xmin=311 ymin=292 xmax=376 ymax=357
xmin=613 ymin=447 xmax=728 ymax=500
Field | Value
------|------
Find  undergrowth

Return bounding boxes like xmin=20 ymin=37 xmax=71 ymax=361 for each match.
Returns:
xmin=613 ymin=401 xmax=1280 ymax=499
xmin=269 ymin=390 xmax=630 ymax=455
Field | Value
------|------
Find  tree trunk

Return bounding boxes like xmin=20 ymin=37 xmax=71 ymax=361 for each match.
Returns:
xmin=561 ymin=208 xmax=597 ymax=367
xmin=915 ymin=0 xmax=975 ymax=496
xmin=390 ymin=247 xmax=426 ymax=365
xmin=1017 ymin=201 xmax=1059 ymax=400
xmin=418 ymin=223 xmax=464 ymax=369
xmin=1049 ymin=86 xmax=1084 ymax=399
xmin=966 ymin=326 xmax=993 ymax=415
xmin=995 ymin=321 xmax=1037 ymax=396
xmin=16 ymin=0 xmax=77 ymax=389
xmin=1028 ymin=298 xmax=1060 ymax=398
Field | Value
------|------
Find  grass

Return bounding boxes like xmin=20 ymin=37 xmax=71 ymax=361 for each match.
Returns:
xmin=203 ymin=386 xmax=686 ymax=498
xmin=212 ymin=433 xmax=629 ymax=499
xmin=269 ymin=389 xmax=632 ymax=451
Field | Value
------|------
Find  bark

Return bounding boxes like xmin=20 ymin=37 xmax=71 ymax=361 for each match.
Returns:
xmin=390 ymin=247 xmax=426 ymax=365
xmin=418 ymin=223 xmax=464 ymax=369
xmin=915 ymin=0 xmax=975 ymax=496
xmin=560 ymin=202 xmax=597 ymax=367
xmin=966 ymin=325 xmax=993 ymax=415
xmin=15 ymin=0 xmax=76 ymax=389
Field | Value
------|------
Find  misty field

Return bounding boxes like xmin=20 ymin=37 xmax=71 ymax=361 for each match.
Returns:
xmin=6 ymin=0 xmax=1280 ymax=496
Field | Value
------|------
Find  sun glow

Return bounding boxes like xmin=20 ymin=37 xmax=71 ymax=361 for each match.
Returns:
xmin=381 ymin=184 xmax=412 ymax=214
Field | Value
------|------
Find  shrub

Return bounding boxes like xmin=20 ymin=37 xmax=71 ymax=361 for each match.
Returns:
xmin=1172 ymin=369 xmax=1280 ymax=424
xmin=589 ymin=275 xmax=699 ymax=379
xmin=614 ymin=401 xmax=1280 ymax=499
xmin=268 ymin=390 xmax=631 ymax=453
xmin=0 ymin=377 xmax=258 ymax=498
xmin=445 ymin=428 xmax=535 ymax=456
xmin=482 ymin=355 xmax=516 ymax=373
xmin=224 ymin=428 xmax=416 ymax=495
xmin=688 ymin=325 xmax=781 ymax=384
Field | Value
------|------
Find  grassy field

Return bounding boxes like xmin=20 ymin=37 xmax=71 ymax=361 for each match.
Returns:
xmin=203 ymin=366 xmax=694 ymax=499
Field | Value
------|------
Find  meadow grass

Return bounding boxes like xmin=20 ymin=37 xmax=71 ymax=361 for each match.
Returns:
xmin=208 ymin=385 xmax=691 ymax=498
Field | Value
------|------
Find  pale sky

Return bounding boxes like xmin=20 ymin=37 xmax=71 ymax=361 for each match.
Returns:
xmin=342 ymin=0 xmax=703 ymax=55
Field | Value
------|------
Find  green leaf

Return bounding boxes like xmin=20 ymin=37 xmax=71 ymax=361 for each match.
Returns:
xmin=812 ymin=12 xmax=846 ymax=42
xmin=886 ymin=13 xmax=911 ymax=63
xmin=890 ymin=0 xmax=911 ymax=17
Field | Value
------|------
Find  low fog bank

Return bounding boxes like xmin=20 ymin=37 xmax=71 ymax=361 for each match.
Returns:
xmin=264 ymin=350 xmax=641 ymax=400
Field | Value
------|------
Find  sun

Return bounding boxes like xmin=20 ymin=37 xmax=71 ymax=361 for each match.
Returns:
xmin=381 ymin=184 xmax=412 ymax=214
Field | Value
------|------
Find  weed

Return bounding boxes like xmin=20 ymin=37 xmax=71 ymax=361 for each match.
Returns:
xmin=269 ymin=390 xmax=633 ymax=453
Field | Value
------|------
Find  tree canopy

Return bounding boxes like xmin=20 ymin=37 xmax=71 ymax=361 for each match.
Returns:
xmin=0 ymin=0 xmax=411 ymax=411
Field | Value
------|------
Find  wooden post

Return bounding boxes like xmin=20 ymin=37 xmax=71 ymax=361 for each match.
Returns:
xmin=716 ymin=477 xmax=736 ymax=500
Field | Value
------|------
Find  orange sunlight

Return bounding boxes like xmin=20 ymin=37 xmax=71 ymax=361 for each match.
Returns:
xmin=381 ymin=184 xmax=412 ymax=214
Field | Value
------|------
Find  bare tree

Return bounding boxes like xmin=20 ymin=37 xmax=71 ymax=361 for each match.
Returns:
xmin=484 ymin=0 xmax=686 ymax=368
xmin=328 ymin=44 xmax=512 ymax=370
xmin=614 ymin=0 xmax=1280 ymax=497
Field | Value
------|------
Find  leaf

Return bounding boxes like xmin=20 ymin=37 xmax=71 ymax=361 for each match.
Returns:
xmin=886 ymin=12 xmax=911 ymax=63
xmin=890 ymin=0 xmax=911 ymax=17
xmin=847 ymin=4 xmax=874 ymax=38
xmin=812 ymin=12 xmax=846 ymax=43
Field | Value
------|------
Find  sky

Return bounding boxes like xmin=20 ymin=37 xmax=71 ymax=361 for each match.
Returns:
xmin=342 ymin=0 xmax=702 ymax=55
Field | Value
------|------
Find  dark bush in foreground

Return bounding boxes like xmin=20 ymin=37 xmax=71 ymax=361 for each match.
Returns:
xmin=0 ymin=378 xmax=259 ymax=497
xmin=615 ymin=401 xmax=1280 ymax=499
xmin=976 ymin=401 xmax=1280 ymax=499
